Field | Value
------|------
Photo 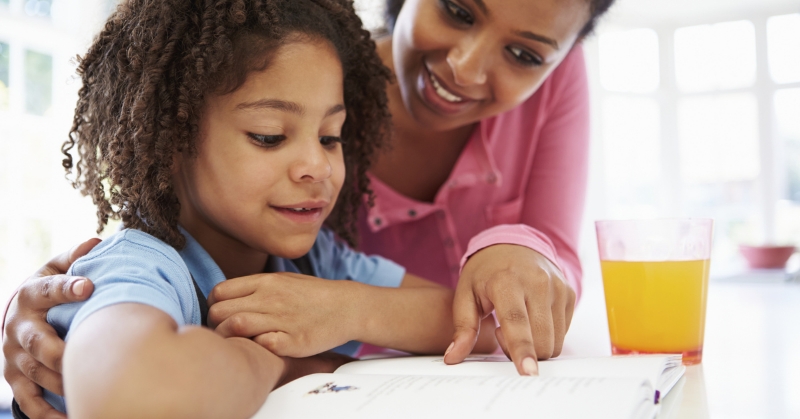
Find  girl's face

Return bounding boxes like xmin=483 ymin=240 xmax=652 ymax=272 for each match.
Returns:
xmin=392 ymin=0 xmax=590 ymax=131
xmin=175 ymin=39 xmax=347 ymax=260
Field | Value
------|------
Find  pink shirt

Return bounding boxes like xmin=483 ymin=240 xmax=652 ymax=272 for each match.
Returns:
xmin=358 ymin=45 xmax=589 ymax=300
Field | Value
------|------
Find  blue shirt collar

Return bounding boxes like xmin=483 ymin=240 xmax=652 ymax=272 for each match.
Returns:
xmin=177 ymin=226 xmax=226 ymax=298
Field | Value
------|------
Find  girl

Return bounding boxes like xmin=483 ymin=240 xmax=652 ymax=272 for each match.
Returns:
xmin=6 ymin=0 xmax=493 ymax=417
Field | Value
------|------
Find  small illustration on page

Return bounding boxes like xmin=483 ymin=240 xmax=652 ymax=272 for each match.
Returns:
xmin=306 ymin=382 xmax=359 ymax=395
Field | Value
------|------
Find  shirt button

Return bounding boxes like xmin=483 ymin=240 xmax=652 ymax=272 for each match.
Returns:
xmin=443 ymin=238 xmax=454 ymax=247
xmin=408 ymin=209 xmax=417 ymax=217
xmin=373 ymin=217 xmax=382 ymax=226
xmin=486 ymin=173 xmax=497 ymax=184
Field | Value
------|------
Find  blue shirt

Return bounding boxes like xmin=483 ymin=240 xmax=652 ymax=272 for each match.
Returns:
xmin=44 ymin=227 xmax=405 ymax=412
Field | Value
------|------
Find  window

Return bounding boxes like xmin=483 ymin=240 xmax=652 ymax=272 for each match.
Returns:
xmin=678 ymin=94 xmax=759 ymax=184
xmin=24 ymin=50 xmax=52 ymax=116
xmin=674 ymin=20 xmax=756 ymax=92
xmin=0 ymin=42 xmax=8 ymax=111
xmin=23 ymin=0 xmax=52 ymax=18
xmin=599 ymin=28 xmax=659 ymax=93
xmin=767 ymin=14 xmax=800 ymax=84
xmin=601 ymin=96 xmax=661 ymax=218
xmin=775 ymin=89 xmax=800 ymax=202
xmin=591 ymin=13 xmax=800 ymax=275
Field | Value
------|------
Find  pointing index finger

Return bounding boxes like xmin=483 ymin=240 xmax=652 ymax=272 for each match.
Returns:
xmin=489 ymin=282 xmax=538 ymax=376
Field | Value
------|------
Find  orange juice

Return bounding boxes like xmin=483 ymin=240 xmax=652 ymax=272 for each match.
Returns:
xmin=600 ymin=259 xmax=710 ymax=365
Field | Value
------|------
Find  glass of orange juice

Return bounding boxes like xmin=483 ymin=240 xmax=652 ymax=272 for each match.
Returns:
xmin=595 ymin=218 xmax=713 ymax=365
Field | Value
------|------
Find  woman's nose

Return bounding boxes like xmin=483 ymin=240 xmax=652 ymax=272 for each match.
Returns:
xmin=289 ymin=139 xmax=333 ymax=183
xmin=446 ymin=35 xmax=489 ymax=86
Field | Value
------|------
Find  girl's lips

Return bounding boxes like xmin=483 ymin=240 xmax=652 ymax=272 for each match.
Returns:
xmin=417 ymin=63 xmax=478 ymax=115
xmin=272 ymin=206 xmax=325 ymax=223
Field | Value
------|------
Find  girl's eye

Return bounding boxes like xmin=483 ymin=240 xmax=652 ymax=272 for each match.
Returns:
xmin=320 ymin=136 xmax=343 ymax=148
xmin=249 ymin=133 xmax=286 ymax=148
xmin=440 ymin=0 xmax=473 ymax=25
xmin=506 ymin=46 xmax=543 ymax=67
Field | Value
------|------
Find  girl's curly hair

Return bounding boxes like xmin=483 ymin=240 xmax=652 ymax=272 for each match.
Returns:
xmin=62 ymin=0 xmax=392 ymax=249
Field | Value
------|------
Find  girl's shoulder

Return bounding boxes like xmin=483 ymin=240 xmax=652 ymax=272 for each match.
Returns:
xmin=69 ymin=229 xmax=185 ymax=277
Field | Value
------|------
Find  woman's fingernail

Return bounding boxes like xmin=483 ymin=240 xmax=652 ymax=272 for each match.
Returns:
xmin=72 ymin=279 xmax=86 ymax=296
xmin=444 ymin=341 xmax=454 ymax=358
xmin=522 ymin=357 xmax=539 ymax=376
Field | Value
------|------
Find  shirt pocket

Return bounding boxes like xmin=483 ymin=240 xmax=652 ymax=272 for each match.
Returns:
xmin=484 ymin=196 xmax=524 ymax=226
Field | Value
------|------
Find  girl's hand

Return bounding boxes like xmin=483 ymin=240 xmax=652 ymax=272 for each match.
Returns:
xmin=3 ymin=238 xmax=99 ymax=419
xmin=207 ymin=273 xmax=358 ymax=358
xmin=444 ymin=244 xmax=576 ymax=376
xmin=279 ymin=351 xmax=356 ymax=387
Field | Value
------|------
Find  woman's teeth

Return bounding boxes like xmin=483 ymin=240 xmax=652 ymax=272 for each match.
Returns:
xmin=288 ymin=208 xmax=312 ymax=212
xmin=429 ymin=72 xmax=464 ymax=103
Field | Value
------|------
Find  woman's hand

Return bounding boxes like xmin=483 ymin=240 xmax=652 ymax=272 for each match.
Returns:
xmin=2 ymin=239 xmax=99 ymax=419
xmin=208 ymin=273 xmax=358 ymax=358
xmin=444 ymin=244 xmax=576 ymax=376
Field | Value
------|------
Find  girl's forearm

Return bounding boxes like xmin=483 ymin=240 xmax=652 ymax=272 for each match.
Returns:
xmin=348 ymin=279 xmax=498 ymax=354
xmin=64 ymin=303 xmax=284 ymax=419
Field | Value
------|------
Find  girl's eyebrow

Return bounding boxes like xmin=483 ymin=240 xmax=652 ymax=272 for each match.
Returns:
xmin=236 ymin=99 xmax=305 ymax=114
xmin=235 ymin=99 xmax=345 ymax=117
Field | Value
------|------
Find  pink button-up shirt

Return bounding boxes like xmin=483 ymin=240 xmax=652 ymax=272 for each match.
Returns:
xmin=358 ymin=45 xmax=589 ymax=302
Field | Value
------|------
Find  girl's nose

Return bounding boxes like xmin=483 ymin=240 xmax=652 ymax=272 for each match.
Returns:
xmin=446 ymin=35 xmax=489 ymax=86
xmin=289 ymin=139 xmax=333 ymax=183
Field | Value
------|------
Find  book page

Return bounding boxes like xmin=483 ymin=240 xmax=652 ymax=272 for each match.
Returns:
xmin=335 ymin=354 xmax=684 ymax=398
xmin=251 ymin=373 xmax=658 ymax=419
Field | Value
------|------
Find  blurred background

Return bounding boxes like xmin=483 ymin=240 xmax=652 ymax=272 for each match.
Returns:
xmin=0 ymin=0 xmax=798 ymax=406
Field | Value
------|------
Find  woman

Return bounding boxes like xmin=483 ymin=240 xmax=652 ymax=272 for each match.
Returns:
xmin=3 ymin=0 xmax=615 ymax=417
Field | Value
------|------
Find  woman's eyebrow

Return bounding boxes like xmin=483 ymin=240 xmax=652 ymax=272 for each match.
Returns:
xmin=467 ymin=0 xmax=488 ymax=15
xmin=513 ymin=30 xmax=560 ymax=50
xmin=468 ymin=0 xmax=559 ymax=51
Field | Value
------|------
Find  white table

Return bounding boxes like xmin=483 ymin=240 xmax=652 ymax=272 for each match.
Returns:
xmin=562 ymin=270 xmax=800 ymax=419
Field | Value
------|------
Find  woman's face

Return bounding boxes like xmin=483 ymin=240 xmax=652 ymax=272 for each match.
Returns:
xmin=392 ymin=0 xmax=590 ymax=131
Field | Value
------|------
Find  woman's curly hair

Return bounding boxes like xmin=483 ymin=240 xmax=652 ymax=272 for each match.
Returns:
xmin=62 ymin=0 xmax=392 ymax=249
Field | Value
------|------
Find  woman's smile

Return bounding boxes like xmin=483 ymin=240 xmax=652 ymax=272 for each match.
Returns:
xmin=417 ymin=59 xmax=482 ymax=115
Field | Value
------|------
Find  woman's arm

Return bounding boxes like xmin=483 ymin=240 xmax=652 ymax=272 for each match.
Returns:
xmin=64 ymin=303 xmax=285 ymax=419
xmin=3 ymin=240 xmax=98 ymax=419
xmin=445 ymin=45 xmax=590 ymax=374
xmin=208 ymin=272 xmax=498 ymax=357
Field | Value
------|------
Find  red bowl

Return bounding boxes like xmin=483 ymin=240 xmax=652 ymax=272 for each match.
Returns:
xmin=738 ymin=245 xmax=797 ymax=269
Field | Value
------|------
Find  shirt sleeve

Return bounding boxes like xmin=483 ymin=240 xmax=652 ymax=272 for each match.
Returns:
xmin=309 ymin=229 xmax=406 ymax=288
xmin=459 ymin=45 xmax=589 ymax=301
xmin=46 ymin=231 xmax=199 ymax=340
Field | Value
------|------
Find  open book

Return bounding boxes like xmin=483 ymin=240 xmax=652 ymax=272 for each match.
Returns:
xmin=251 ymin=354 xmax=685 ymax=419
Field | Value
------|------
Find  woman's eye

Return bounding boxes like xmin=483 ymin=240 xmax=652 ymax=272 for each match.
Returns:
xmin=320 ymin=136 xmax=343 ymax=147
xmin=506 ymin=46 xmax=543 ymax=67
xmin=440 ymin=0 xmax=473 ymax=25
xmin=248 ymin=133 xmax=286 ymax=147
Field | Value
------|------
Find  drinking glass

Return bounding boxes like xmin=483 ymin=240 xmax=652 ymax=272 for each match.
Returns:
xmin=596 ymin=218 xmax=713 ymax=365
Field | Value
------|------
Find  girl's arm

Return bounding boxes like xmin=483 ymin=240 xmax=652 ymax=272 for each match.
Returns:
xmin=350 ymin=273 xmax=498 ymax=354
xmin=64 ymin=303 xmax=285 ymax=419
xmin=208 ymin=272 xmax=498 ymax=358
